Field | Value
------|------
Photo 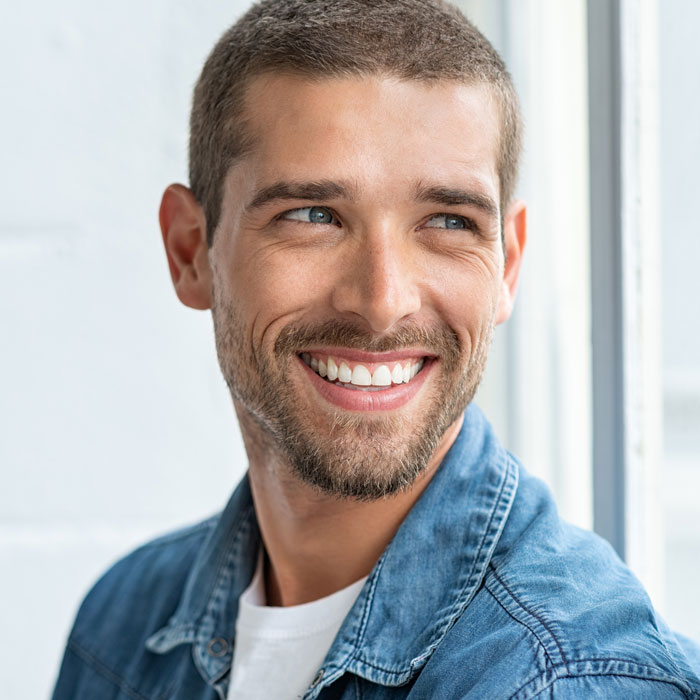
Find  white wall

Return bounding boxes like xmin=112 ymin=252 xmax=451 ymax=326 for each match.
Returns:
xmin=0 ymin=3 xmax=254 ymax=697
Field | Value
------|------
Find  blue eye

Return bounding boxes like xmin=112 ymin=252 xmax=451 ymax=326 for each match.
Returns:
xmin=282 ymin=206 xmax=336 ymax=224
xmin=425 ymin=214 xmax=468 ymax=230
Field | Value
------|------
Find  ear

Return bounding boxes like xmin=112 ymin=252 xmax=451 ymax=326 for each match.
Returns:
xmin=495 ymin=199 xmax=527 ymax=325
xmin=159 ymin=184 xmax=212 ymax=310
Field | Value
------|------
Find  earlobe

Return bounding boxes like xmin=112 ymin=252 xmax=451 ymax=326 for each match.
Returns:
xmin=159 ymin=184 xmax=213 ymax=310
xmin=495 ymin=199 xmax=527 ymax=325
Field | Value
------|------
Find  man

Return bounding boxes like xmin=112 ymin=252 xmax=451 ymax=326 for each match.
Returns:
xmin=52 ymin=0 xmax=700 ymax=698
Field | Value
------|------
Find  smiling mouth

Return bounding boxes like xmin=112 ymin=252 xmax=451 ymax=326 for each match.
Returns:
xmin=299 ymin=352 xmax=427 ymax=391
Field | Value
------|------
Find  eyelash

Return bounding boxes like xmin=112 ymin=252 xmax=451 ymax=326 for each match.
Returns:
xmin=424 ymin=213 xmax=478 ymax=232
xmin=278 ymin=206 xmax=341 ymax=226
xmin=277 ymin=206 xmax=479 ymax=234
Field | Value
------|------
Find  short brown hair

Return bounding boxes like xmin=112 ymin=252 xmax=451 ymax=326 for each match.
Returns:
xmin=190 ymin=0 xmax=522 ymax=245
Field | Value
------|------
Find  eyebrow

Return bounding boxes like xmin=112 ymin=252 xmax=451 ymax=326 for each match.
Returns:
xmin=415 ymin=183 xmax=499 ymax=219
xmin=244 ymin=179 xmax=500 ymax=220
xmin=246 ymin=180 xmax=356 ymax=211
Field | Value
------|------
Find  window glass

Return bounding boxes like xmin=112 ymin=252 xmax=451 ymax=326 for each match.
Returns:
xmin=460 ymin=0 xmax=592 ymax=530
xmin=658 ymin=0 xmax=700 ymax=642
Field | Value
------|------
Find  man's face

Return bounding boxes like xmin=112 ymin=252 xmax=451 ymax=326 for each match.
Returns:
xmin=209 ymin=74 xmax=512 ymax=499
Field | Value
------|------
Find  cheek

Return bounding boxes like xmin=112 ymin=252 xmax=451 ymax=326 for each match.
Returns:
xmin=420 ymin=257 xmax=502 ymax=355
xmin=227 ymin=242 xmax=339 ymax=341
xmin=421 ymin=249 xmax=502 ymax=314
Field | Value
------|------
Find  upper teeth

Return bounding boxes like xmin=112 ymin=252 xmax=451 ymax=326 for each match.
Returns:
xmin=300 ymin=353 xmax=424 ymax=387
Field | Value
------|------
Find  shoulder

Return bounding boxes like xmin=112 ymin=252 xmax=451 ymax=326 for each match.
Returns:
xmin=72 ymin=516 xmax=218 ymax=647
xmin=474 ymin=465 xmax=700 ymax=698
xmin=53 ymin=516 xmax=218 ymax=697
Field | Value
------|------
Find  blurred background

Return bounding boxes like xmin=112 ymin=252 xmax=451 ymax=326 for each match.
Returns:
xmin=1 ymin=0 xmax=698 ymax=697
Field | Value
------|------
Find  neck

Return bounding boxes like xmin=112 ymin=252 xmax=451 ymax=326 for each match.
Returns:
xmin=236 ymin=407 xmax=463 ymax=607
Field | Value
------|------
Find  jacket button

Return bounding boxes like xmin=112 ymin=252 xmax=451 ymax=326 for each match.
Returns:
xmin=207 ymin=637 xmax=229 ymax=657
xmin=311 ymin=668 xmax=324 ymax=687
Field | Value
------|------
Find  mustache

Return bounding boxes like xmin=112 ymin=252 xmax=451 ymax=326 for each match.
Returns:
xmin=274 ymin=319 xmax=461 ymax=360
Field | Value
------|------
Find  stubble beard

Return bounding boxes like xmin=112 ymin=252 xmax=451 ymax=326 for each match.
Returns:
xmin=212 ymin=291 xmax=493 ymax=501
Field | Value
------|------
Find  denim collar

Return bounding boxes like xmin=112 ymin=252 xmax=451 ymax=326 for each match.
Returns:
xmin=146 ymin=404 xmax=518 ymax=698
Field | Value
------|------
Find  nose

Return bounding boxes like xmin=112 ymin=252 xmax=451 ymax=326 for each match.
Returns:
xmin=330 ymin=227 xmax=422 ymax=334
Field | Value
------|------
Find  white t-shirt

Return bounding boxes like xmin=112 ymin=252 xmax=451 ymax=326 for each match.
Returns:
xmin=227 ymin=553 xmax=367 ymax=700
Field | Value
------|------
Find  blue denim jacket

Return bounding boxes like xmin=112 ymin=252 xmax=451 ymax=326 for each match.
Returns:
xmin=53 ymin=405 xmax=700 ymax=699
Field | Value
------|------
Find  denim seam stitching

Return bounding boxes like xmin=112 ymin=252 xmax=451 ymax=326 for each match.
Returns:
xmin=565 ymin=659 xmax=699 ymax=699
xmin=165 ymin=510 xmax=251 ymax=630
xmin=140 ymin=516 xmax=219 ymax=548
xmin=574 ymin=657 xmax=697 ymax=670
xmin=344 ymin=453 xmax=518 ymax=683
xmin=484 ymin=579 xmax=557 ymax=671
xmin=67 ymin=639 xmax=175 ymax=700
xmin=351 ymin=552 xmax=385 ymax=656
xmin=198 ymin=504 xmax=255 ymax=626
xmin=350 ymin=450 xmax=518 ymax=682
xmin=319 ymin=555 xmax=389 ymax=688
xmin=353 ymin=656 xmax=410 ymax=676
xmin=514 ymin=666 xmax=699 ymax=700
xmin=186 ymin=505 xmax=255 ymax=688
xmin=426 ymin=451 xmax=517 ymax=653
xmin=489 ymin=564 xmax=569 ymax=672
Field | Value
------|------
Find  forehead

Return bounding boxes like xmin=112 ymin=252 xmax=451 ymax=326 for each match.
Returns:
xmin=234 ymin=73 xmax=502 ymax=205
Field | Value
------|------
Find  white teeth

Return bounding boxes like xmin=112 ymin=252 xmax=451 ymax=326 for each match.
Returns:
xmin=351 ymin=364 xmax=372 ymax=386
xmin=327 ymin=357 xmax=338 ymax=381
xmin=410 ymin=359 xmax=424 ymax=377
xmin=339 ymin=383 xmax=388 ymax=392
xmin=338 ymin=361 xmax=352 ymax=383
xmin=307 ymin=354 xmax=426 ymax=386
xmin=372 ymin=365 xmax=392 ymax=386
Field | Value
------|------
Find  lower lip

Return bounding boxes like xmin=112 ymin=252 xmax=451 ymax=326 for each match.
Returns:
xmin=299 ymin=357 xmax=434 ymax=412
